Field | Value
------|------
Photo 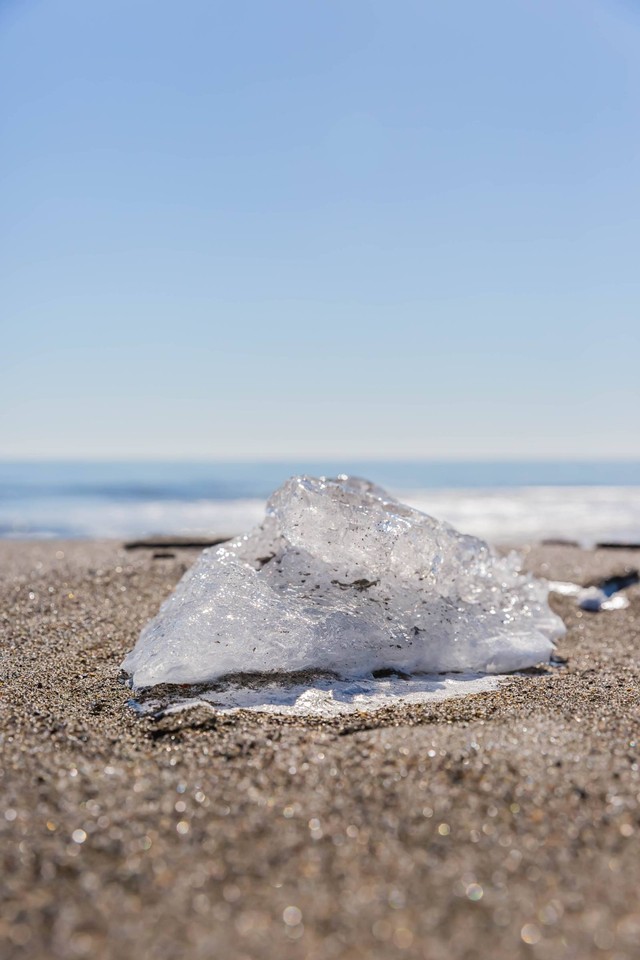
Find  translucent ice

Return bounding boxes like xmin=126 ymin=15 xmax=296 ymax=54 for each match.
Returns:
xmin=121 ymin=476 xmax=564 ymax=689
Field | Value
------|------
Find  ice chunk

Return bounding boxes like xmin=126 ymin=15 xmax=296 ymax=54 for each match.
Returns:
xmin=121 ymin=475 xmax=564 ymax=689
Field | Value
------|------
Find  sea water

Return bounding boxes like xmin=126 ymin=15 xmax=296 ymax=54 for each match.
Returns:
xmin=1 ymin=459 xmax=639 ymax=545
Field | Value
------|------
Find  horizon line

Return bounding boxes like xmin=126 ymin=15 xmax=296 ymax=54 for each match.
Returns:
xmin=1 ymin=455 xmax=640 ymax=465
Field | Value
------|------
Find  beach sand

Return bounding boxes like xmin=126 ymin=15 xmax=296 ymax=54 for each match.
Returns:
xmin=1 ymin=539 xmax=639 ymax=959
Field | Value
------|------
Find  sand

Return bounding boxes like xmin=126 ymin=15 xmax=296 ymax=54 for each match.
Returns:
xmin=1 ymin=539 xmax=639 ymax=960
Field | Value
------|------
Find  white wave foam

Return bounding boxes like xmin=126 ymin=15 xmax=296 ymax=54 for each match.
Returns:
xmin=402 ymin=486 xmax=640 ymax=545
xmin=0 ymin=498 xmax=266 ymax=539
xmin=3 ymin=486 xmax=640 ymax=545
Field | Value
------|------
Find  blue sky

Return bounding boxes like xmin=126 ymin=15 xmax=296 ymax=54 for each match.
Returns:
xmin=1 ymin=0 xmax=639 ymax=459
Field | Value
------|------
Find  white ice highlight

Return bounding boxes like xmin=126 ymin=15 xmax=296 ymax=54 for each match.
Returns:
xmin=121 ymin=475 xmax=564 ymax=690
xmin=133 ymin=675 xmax=503 ymax=719
xmin=548 ymin=581 xmax=630 ymax=612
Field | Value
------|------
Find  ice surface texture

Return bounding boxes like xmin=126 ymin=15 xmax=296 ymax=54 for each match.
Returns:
xmin=122 ymin=476 xmax=564 ymax=689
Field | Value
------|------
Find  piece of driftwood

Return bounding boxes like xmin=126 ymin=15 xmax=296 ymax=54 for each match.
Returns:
xmin=124 ymin=536 xmax=232 ymax=551
xmin=596 ymin=542 xmax=640 ymax=550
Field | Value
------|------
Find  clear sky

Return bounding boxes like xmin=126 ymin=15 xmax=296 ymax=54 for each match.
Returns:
xmin=1 ymin=0 xmax=639 ymax=460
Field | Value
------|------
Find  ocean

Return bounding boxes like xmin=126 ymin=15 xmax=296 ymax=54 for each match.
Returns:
xmin=1 ymin=460 xmax=640 ymax=545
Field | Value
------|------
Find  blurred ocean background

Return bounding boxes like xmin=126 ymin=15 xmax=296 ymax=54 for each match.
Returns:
xmin=1 ymin=460 xmax=639 ymax=546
